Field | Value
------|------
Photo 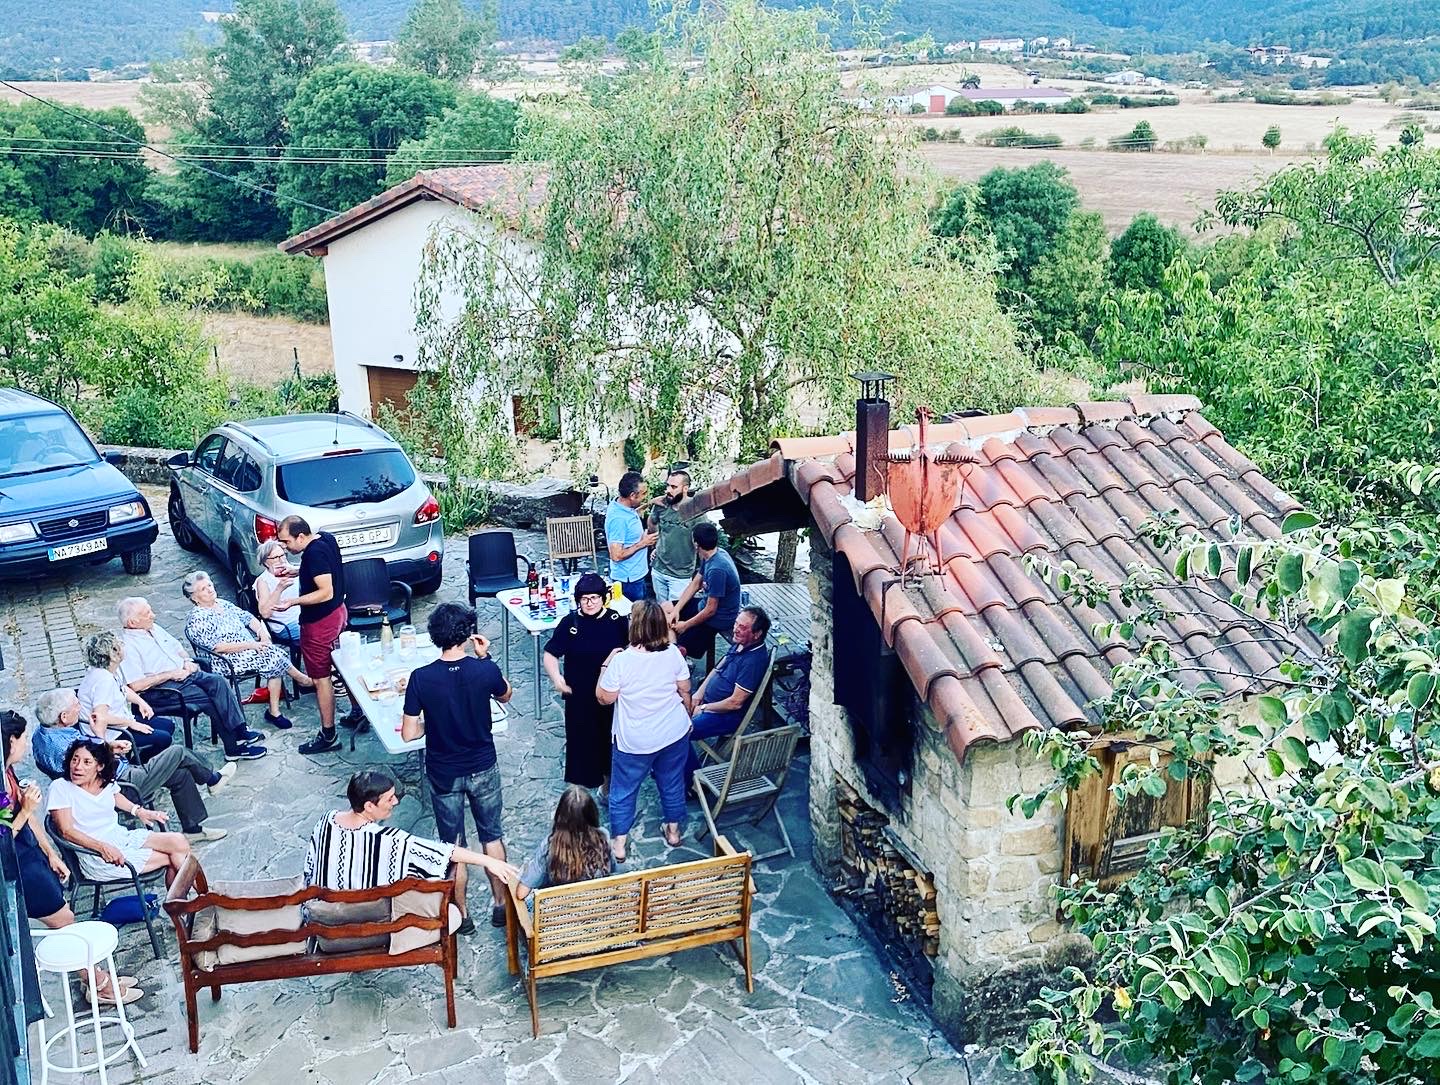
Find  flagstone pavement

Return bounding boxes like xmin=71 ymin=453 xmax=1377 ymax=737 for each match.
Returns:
xmin=2 ymin=486 xmax=1054 ymax=1084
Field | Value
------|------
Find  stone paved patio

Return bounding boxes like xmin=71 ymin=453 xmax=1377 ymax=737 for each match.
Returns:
xmin=4 ymin=486 xmax=1038 ymax=1084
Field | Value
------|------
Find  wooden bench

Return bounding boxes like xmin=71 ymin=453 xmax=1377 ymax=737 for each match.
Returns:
xmin=163 ymin=856 xmax=459 ymax=1053
xmin=504 ymin=837 xmax=754 ymax=1036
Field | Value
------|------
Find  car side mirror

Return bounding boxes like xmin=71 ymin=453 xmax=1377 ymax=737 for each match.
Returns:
xmin=103 ymin=450 xmax=127 ymax=466
xmin=167 ymin=452 xmax=193 ymax=469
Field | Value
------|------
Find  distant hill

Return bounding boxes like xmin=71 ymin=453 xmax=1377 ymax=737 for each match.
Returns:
xmin=1 ymin=0 xmax=1436 ymax=78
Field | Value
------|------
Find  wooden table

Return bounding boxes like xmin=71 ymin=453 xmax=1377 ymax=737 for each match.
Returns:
xmin=497 ymin=594 xmax=630 ymax=723
xmin=741 ymin=581 xmax=812 ymax=660
xmin=332 ymin=633 xmax=508 ymax=757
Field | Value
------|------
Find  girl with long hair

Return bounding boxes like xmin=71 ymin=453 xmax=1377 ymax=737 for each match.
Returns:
xmin=516 ymin=785 xmax=615 ymax=899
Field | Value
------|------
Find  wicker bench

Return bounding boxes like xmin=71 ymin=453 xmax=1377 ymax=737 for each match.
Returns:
xmin=504 ymin=836 xmax=754 ymax=1036
xmin=163 ymin=856 xmax=460 ymax=1052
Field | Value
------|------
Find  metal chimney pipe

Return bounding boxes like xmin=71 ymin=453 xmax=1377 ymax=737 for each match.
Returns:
xmin=852 ymin=371 xmax=895 ymax=502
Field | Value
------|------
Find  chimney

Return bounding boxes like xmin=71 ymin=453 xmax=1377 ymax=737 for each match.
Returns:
xmin=852 ymin=371 xmax=894 ymax=502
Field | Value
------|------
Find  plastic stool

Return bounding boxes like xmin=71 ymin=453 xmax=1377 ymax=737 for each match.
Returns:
xmin=33 ymin=921 xmax=147 ymax=1085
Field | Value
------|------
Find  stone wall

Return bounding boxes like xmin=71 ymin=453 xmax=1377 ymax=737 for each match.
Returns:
xmin=805 ymin=532 xmax=1088 ymax=1046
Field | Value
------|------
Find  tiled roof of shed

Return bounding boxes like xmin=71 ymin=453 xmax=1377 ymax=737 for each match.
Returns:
xmin=686 ymin=396 xmax=1307 ymax=762
xmin=280 ymin=164 xmax=548 ymax=255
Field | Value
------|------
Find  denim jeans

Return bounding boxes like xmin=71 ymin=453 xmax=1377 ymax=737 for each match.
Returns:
xmin=608 ymin=734 xmax=689 ymax=838
xmin=685 ymin=709 xmax=743 ymax=786
xmin=620 ymin=577 xmax=652 ymax=603
xmin=430 ymin=763 xmax=505 ymax=846
xmin=128 ymin=715 xmax=176 ymax=760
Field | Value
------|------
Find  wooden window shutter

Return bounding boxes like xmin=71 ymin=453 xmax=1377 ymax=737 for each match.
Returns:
xmin=1062 ymin=736 xmax=1210 ymax=890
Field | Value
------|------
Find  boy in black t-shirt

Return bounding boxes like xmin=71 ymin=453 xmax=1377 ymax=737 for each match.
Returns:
xmin=402 ymin=602 xmax=515 ymax=929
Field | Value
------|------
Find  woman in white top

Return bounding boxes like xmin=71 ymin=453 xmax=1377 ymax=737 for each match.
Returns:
xmin=597 ymin=600 xmax=693 ymax=861
xmin=77 ymin=631 xmax=175 ymax=760
xmin=253 ymin=540 xmax=302 ymax=645
xmin=46 ymin=738 xmax=191 ymax=884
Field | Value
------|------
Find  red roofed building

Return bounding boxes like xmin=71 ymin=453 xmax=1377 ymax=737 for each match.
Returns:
xmin=684 ymin=394 xmax=1304 ymax=1042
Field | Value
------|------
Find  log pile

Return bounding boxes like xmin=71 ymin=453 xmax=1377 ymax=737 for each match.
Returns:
xmin=836 ymin=777 xmax=941 ymax=959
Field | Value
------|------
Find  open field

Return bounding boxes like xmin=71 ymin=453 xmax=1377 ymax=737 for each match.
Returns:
xmin=201 ymin=312 xmax=333 ymax=386
xmin=0 ymin=79 xmax=148 ymax=112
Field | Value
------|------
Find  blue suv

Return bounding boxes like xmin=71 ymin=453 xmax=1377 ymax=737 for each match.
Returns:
xmin=0 ymin=389 xmax=158 ymax=577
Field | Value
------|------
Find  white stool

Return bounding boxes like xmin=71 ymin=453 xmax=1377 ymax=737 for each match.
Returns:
xmin=33 ymin=921 xmax=147 ymax=1085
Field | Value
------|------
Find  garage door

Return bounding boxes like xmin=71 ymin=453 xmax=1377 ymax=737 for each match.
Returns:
xmin=366 ymin=365 xmax=419 ymax=418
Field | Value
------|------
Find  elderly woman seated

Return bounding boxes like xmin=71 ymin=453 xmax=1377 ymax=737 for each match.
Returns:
xmin=252 ymin=539 xmax=301 ymax=646
xmin=182 ymin=570 xmax=314 ymax=731
xmin=78 ymin=630 xmax=175 ymax=761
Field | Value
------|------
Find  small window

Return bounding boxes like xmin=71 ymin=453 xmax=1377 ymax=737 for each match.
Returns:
xmin=195 ymin=436 xmax=227 ymax=476
xmin=233 ymin=456 xmax=263 ymax=494
xmin=214 ymin=444 xmax=247 ymax=487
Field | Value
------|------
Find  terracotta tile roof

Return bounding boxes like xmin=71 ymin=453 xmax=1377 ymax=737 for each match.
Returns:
xmin=687 ymin=395 xmax=1308 ymax=762
xmin=279 ymin=164 xmax=548 ymax=255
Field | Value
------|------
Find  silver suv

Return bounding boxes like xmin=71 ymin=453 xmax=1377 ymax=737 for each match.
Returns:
xmin=166 ymin=413 xmax=444 ymax=593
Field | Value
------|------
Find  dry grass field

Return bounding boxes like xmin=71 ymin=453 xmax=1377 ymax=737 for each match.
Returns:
xmin=0 ymin=80 xmax=149 ymax=112
xmin=201 ymin=312 xmax=334 ymax=387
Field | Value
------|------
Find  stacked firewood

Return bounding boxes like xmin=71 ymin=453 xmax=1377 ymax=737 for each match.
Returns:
xmin=836 ymin=778 xmax=941 ymax=957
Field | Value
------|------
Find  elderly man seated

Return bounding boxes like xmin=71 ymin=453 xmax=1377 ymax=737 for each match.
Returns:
xmin=304 ymin=771 xmax=521 ymax=937
xmin=31 ymin=688 xmax=234 ymax=843
xmin=115 ymin=596 xmax=267 ymax=762
xmin=685 ymin=605 xmax=772 ymax=785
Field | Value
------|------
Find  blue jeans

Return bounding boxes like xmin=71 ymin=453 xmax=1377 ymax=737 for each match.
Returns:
xmin=129 ymin=715 xmax=176 ymax=760
xmin=685 ymin=709 xmax=743 ymax=785
xmin=608 ymin=735 xmax=689 ymax=838
xmin=430 ymin=764 xmax=505 ymax=846
xmin=620 ymin=578 xmax=652 ymax=603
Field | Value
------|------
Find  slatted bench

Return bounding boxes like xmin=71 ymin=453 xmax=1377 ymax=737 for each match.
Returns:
xmin=163 ymin=856 xmax=460 ymax=1053
xmin=504 ymin=837 xmax=754 ymax=1036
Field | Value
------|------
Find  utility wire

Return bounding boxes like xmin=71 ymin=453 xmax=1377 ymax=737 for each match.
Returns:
xmin=2 ymin=134 xmax=516 ymax=154
xmin=0 ymin=77 xmax=341 ymax=219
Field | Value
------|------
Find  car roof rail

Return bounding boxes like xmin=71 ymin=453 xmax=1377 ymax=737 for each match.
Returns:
xmin=337 ymin=410 xmax=381 ymax=433
xmin=222 ymin=421 xmax=277 ymax=458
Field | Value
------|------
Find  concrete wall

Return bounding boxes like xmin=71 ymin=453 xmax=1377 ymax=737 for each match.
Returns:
xmin=805 ymin=531 xmax=1088 ymax=1045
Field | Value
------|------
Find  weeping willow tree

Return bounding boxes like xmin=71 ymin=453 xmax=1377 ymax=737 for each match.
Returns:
xmin=412 ymin=0 xmax=1044 ymax=482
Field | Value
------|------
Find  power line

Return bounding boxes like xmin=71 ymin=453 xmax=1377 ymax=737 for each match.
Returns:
xmin=1 ymin=134 xmax=516 ymax=154
xmin=0 ymin=77 xmax=340 ymax=219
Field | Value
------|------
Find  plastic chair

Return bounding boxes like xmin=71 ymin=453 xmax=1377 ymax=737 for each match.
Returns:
xmin=137 ymin=681 xmax=212 ymax=750
xmin=693 ymin=724 xmax=803 ymax=862
xmin=343 ymin=557 xmax=414 ymax=636
xmin=185 ymin=629 xmax=288 ymax=711
xmin=466 ymin=531 xmax=532 ymax=606
xmin=33 ymin=921 xmax=147 ymax=1085
xmin=45 ymin=813 xmax=166 ymax=959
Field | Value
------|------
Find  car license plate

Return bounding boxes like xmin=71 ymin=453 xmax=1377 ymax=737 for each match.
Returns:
xmin=336 ymin=527 xmax=391 ymax=549
xmin=48 ymin=537 xmax=108 ymax=561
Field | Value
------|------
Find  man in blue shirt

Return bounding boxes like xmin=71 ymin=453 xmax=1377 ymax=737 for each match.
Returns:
xmin=685 ymin=606 xmax=772 ymax=784
xmin=605 ymin=471 xmax=657 ymax=601
xmin=31 ymin=687 xmax=233 ymax=841
xmin=673 ymin=521 xmax=742 ymax=662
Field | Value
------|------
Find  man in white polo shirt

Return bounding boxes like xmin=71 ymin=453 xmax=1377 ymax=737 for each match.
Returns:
xmin=116 ymin=596 xmax=266 ymax=761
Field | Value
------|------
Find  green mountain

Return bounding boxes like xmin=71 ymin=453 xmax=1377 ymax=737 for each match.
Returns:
xmin=1 ymin=1 xmax=1435 ymax=80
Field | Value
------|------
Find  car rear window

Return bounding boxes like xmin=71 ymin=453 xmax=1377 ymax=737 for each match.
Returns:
xmin=0 ymin=413 xmax=100 ymax=478
xmin=276 ymin=450 xmax=416 ymax=509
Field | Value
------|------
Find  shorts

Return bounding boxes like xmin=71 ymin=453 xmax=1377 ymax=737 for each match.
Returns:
xmin=77 ymin=825 xmax=154 ymax=882
xmin=299 ymin=604 xmax=348 ymax=678
xmin=430 ymin=764 xmax=504 ymax=847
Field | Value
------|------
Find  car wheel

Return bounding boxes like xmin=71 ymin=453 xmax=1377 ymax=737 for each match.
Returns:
xmin=230 ymin=548 xmax=251 ymax=593
xmin=412 ymin=572 xmax=443 ymax=596
xmin=169 ymin=485 xmax=204 ymax=553
xmin=122 ymin=546 xmax=153 ymax=575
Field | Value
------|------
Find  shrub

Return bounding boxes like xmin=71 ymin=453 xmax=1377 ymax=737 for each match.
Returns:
xmin=1089 ymin=93 xmax=1120 ymax=105
xmin=1118 ymin=95 xmax=1179 ymax=108
xmin=1109 ymin=120 xmax=1157 ymax=151
xmin=908 ymin=102 xmax=926 ymax=114
xmin=975 ymin=99 xmax=1005 ymax=116
xmin=1262 ymin=124 xmax=1282 ymax=151
xmin=921 ymin=126 xmax=940 ymax=141
xmin=91 ymin=232 xmax=143 ymax=302
xmin=92 ymin=380 xmax=229 ymax=449
xmin=248 ymin=254 xmax=328 ymax=323
xmin=278 ymin=372 xmax=339 ymax=413
xmin=1055 ymin=98 xmax=1090 ymax=114
xmin=975 ymin=126 xmax=1062 ymax=148
xmin=945 ymin=96 xmax=979 ymax=116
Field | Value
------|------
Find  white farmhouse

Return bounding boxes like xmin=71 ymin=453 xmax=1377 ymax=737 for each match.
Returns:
xmin=976 ymin=38 xmax=1024 ymax=53
xmin=280 ymin=165 xmax=547 ymax=428
xmin=1103 ymin=69 xmax=1146 ymax=85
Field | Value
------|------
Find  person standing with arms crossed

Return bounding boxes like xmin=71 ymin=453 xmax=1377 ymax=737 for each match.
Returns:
xmin=647 ymin=469 xmax=698 ymax=603
xmin=605 ymin=471 xmax=658 ymax=602
xmin=273 ymin=516 xmax=348 ymax=756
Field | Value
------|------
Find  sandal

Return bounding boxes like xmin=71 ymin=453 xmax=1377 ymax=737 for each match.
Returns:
xmin=611 ymin=839 xmax=627 ymax=864
xmin=663 ymin=823 xmax=682 ymax=848
xmin=87 ymin=982 xmax=144 ymax=1007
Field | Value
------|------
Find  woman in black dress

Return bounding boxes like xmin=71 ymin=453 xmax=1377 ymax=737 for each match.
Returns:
xmin=542 ymin=573 xmax=629 ymax=789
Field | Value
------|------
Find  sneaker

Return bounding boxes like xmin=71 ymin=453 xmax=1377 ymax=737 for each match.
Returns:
xmin=299 ymin=728 xmax=340 ymax=755
xmin=224 ymin=744 xmax=268 ymax=762
xmin=242 ymin=729 xmax=264 ymax=743
xmin=264 ymin=711 xmax=293 ymax=730
xmin=185 ymin=827 xmax=228 ymax=843
xmin=490 ymin=905 xmax=506 ymax=929
xmin=207 ymin=762 xmax=237 ymax=794
xmin=338 ymin=708 xmax=365 ymax=730
xmin=455 ymin=915 xmax=477 ymax=937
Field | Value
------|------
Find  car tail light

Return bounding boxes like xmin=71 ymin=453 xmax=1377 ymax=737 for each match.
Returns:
xmin=255 ymin=514 xmax=278 ymax=542
xmin=414 ymin=495 xmax=441 ymax=525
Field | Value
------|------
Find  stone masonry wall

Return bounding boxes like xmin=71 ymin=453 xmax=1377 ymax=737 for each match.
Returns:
xmin=805 ymin=533 xmax=1088 ymax=1045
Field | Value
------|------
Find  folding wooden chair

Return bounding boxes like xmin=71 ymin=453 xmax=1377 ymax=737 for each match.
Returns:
xmin=693 ymin=725 xmax=803 ymax=862
xmin=694 ymin=647 xmax=776 ymax=767
xmin=545 ymin=515 xmax=596 ymax=573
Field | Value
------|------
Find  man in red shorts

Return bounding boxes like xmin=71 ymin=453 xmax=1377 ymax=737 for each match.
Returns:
xmin=274 ymin=515 xmax=348 ymax=755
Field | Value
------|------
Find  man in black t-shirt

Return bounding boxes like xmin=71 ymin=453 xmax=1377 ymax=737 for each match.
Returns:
xmin=402 ymin=601 xmax=514 ymax=929
xmin=274 ymin=515 xmax=348 ymax=755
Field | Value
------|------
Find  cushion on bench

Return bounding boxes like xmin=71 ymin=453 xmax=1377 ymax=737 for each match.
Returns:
xmin=309 ymin=898 xmax=390 ymax=954
xmin=389 ymin=887 xmax=462 ymax=954
xmin=191 ymin=876 xmax=307 ymax=970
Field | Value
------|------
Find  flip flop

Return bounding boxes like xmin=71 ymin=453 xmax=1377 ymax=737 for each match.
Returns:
xmin=663 ymin=824 xmax=682 ymax=848
xmin=87 ymin=983 xmax=144 ymax=1007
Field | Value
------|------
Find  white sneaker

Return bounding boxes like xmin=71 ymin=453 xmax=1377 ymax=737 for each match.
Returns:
xmin=208 ymin=762 xmax=238 ymax=795
xmin=185 ymin=827 xmax=228 ymax=843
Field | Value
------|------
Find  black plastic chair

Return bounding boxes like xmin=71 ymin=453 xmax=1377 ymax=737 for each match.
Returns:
xmin=343 ymin=557 xmax=414 ymax=636
xmin=45 ymin=813 xmax=166 ymax=959
xmin=138 ymin=682 xmax=213 ymax=750
xmin=466 ymin=531 xmax=532 ymax=606
xmin=235 ymin=583 xmax=303 ymax=671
